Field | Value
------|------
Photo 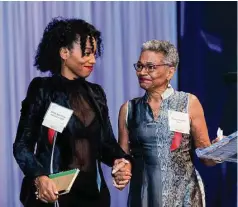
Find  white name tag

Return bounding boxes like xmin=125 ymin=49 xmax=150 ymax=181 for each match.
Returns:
xmin=42 ymin=102 xmax=73 ymax=133
xmin=168 ymin=110 xmax=190 ymax=134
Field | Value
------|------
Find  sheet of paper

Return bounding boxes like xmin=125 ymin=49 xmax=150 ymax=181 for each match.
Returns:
xmin=196 ymin=131 xmax=237 ymax=163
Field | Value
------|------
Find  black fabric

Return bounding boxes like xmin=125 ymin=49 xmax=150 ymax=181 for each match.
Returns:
xmin=13 ymin=74 xmax=131 ymax=207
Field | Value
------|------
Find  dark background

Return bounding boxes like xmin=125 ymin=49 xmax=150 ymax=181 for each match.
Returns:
xmin=177 ymin=2 xmax=237 ymax=207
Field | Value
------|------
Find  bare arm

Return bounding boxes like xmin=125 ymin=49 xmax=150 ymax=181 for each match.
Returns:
xmin=189 ymin=94 xmax=216 ymax=166
xmin=189 ymin=94 xmax=211 ymax=148
xmin=118 ymin=102 xmax=130 ymax=154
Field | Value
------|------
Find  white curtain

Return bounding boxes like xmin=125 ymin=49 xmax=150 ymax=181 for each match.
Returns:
xmin=0 ymin=2 xmax=177 ymax=206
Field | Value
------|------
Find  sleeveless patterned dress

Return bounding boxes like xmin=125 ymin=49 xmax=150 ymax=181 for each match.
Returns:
xmin=127 ymin=86 xmax=205 ymax=207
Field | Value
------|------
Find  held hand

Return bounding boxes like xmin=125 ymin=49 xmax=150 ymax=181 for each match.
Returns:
xmin=212 ymin=136 xmax=226 ymax=144
xmin=201 ymin=136 xmax=227 ymax=166
xmin=112 ymin=158 xmax=132 ymax=190
xmin=35 ymin=175 xmax=59 ymax=203
xmin=201 ymin=157 xmax=222 ymax=166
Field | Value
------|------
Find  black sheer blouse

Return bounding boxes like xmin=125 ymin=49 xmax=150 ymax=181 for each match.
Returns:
xmin=57 ymin=76 xmax=101 ymax=174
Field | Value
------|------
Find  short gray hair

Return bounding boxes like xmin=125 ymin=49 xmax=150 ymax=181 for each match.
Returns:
xmin=141 ymin=40 xmax=179 ymax=68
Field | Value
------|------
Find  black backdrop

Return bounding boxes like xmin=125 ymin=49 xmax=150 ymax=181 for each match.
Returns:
xmin=177 ymin=2 xmax=237 ymax=207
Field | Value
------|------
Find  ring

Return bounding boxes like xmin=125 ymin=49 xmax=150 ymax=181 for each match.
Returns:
xmin=41 ymin=199 xmax=48 ymax=203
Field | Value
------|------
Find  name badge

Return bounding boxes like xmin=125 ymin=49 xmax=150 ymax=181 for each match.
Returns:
xmin=168 ymin=110 xmax=190 ymax=134
xmin=42 ymin=102 xmax=73 ymax=133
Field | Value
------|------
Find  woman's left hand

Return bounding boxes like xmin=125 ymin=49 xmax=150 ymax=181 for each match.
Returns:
xmin=201 ymin=136 xmax=227 ymax=166
xmin=112 ymin=158 xmax=132 ymax=190
xmin=211 ymin=136 xmax=226 ymax=144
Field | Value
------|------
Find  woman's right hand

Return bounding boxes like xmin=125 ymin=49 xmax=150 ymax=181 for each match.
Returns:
xmin=35 ymin=175 xmax=59 ymax=203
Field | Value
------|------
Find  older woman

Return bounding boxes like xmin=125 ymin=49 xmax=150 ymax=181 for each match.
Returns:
xmin=13 ymin=17 xmax=131 ymax=207
xmin=117 ymin=40 xmax=217 ymax=207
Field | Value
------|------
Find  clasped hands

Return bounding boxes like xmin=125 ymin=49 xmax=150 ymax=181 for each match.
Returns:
xmin=112 ymin=158 xmax=132 ymax=190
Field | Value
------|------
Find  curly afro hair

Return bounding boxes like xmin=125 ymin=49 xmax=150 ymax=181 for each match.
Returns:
xmin=34 ymin=17 xmax=103 ymax=74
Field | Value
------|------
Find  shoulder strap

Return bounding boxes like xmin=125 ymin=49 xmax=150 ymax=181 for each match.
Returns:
xmin=127 ymin=99 xmax=136 ymax=130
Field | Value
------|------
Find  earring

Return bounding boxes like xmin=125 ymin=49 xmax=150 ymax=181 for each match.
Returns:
xmin=167 ymin=79 xmax=171 ymax=88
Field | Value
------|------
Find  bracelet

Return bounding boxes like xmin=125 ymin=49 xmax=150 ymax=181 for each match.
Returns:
xmin=34 ymin=177 xmax=40 ymax=200
xmin=34 ymin=177 xmax=40 ymax=188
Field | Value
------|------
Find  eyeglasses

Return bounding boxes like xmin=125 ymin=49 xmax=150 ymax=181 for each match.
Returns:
xmin=133 ymin=63 xmax=171 ymax=73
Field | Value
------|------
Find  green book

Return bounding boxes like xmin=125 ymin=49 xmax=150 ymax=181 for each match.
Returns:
xmin=49 ymin=169 xmax=80 ymax=195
